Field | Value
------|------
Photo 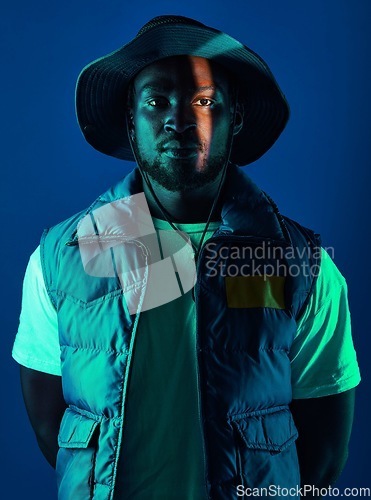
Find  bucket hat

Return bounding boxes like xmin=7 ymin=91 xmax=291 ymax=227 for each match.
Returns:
xmin=76 ymin=15 xmax=290 ymax=166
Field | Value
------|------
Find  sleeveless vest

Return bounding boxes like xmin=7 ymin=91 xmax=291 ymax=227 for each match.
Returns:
xmin=41 ymin=165 xmax=321 ymax=499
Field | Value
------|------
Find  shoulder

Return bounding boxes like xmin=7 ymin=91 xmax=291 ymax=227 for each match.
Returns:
xmin=304 ymin=248 xmax=347 ymax=317
xmin=282 ymin=215 xmax=321 ymax=249
xmin=42 ymin=168 xmax=141 ymax=246
xmin=296 ymin=247 xmax=349 ymax=335
xmin=43 ymin=208 xmax=89 ymax=246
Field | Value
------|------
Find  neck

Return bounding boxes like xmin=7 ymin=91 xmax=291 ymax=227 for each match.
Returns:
xmin=141 ymin=170 xmax=226 ymax=223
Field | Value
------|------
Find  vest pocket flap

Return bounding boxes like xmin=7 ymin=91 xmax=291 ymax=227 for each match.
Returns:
xmin=58 ymin=407 xmax=101 ymax=448
xmin=231 ymin=408 xmax=298 ymax=453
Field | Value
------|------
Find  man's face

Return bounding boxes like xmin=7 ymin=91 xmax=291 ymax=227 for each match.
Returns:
xmin=128 ymin=56 xmax=236 ymax=192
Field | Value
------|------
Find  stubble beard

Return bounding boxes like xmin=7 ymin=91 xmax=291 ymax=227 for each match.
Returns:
xmin=134 ymin=145 xmax=227 ymax=192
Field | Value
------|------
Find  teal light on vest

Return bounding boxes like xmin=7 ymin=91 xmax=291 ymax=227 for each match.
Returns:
xmin=41 ymin=165 xmax=321 ymax=499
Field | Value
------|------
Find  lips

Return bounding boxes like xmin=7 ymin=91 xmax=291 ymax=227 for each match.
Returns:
xmin=163 ymin=148 xmax=198 ymax=159
xmin=161 ymin=142 xmax=199 ymax=159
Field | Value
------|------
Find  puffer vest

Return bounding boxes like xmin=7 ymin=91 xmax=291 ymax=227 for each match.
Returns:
xmin=41 ymin=165 xmax=321 ymax=500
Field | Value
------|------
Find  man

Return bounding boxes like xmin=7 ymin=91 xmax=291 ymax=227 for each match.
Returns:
xmin=13 ymin=15 xmax=360 ymax=500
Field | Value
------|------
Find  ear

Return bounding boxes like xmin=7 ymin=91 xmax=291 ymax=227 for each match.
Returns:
xmin=233 ymin=103 xmax=244 ymax=136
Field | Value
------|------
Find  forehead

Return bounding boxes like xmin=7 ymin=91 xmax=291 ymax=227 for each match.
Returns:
xmin=132 ymin=55 xmax=231 ymax=93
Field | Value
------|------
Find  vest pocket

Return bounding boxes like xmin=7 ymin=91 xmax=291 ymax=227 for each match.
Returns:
xmin=56 ymin=406 xmax=102 ymax=499
xmin=231 ymin=407 xmax=300 ymax=491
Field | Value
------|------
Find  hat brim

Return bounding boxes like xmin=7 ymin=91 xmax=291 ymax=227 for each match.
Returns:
xmin=76 ymin=23 xmax=290 ymax=166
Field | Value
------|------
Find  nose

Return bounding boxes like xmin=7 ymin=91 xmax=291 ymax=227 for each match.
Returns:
xmin=164 ymin=104 xmax=197 ymax=134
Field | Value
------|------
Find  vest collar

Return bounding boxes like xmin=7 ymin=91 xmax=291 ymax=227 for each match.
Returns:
xmin=218 ymin=164 xmax=291 ymax=244
xmin=66 ymin=165 xmax=290 ymax=246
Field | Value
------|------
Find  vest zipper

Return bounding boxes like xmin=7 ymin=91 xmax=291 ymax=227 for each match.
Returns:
xmin=110 ymin=245 xmax=149 ymax=499
xmin=194 ymin=272 xmax=210 ymax=499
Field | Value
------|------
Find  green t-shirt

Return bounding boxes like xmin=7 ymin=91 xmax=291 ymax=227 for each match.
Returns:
xmin=114 ymin=218 xmax=220 ymax=499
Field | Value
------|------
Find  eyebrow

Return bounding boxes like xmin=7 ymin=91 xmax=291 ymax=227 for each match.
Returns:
xmin=139 ymin=83 xmax=220 ymax=94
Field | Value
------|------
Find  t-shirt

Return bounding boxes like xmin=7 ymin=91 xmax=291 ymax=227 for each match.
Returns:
xmin=12 ymin=218 xmax=361 ymax=499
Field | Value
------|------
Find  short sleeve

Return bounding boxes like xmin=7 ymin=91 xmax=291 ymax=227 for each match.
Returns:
xmin=290 ymin=248 xmax=361 ymax=399
xmin=12 ymin=246 xmax=62 ymax=375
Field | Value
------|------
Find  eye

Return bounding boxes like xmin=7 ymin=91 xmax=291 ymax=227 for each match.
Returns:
xmin=193 ymin=98 xmax=215 ymax=107
xmin=147 ymin=97 xmax=168 ymax=107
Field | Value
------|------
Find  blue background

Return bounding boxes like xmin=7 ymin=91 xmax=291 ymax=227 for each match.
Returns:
xmin=2 ymin=0 xmax=370 ymax=497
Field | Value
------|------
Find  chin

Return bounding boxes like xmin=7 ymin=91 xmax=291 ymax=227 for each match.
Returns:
xmin=160 ymin=172 xmax=220 ymax=192
xmin=139 ymin=154 xmax=226 ymax=191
